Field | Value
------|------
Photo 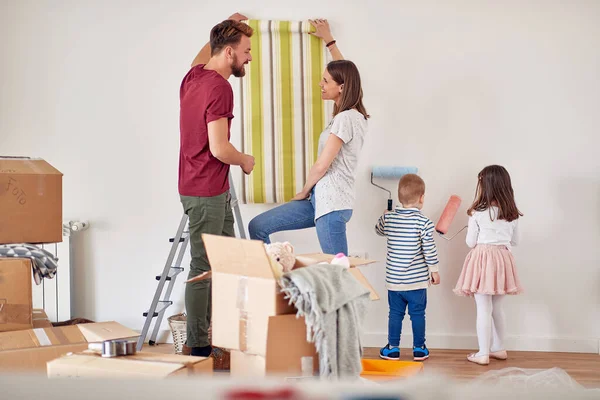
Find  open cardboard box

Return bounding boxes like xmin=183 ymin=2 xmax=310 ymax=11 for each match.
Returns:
xmin=0 ymin=321 xmax=139 ymax=373
xmin=202 ymin=234 xmax=379 ymax=357
xmin=47 ymin=351 xmax=212 ymax=379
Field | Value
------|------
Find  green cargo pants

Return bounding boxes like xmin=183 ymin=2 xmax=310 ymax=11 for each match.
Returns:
xmin=180 ymin=192 xmax=234 ymax=348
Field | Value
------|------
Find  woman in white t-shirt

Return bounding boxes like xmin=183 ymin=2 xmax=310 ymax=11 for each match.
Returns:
xmin=248 ymin=19 xmax=369 ymax=255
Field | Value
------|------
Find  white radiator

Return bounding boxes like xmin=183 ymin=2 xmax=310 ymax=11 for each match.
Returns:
xmin=31 ymin=220 xmax=88 ymax=322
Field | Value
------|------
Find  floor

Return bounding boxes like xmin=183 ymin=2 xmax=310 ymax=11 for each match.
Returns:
xmin=146 ymin=344 xmax=600 ymax=388
xmin=363 ymin=347 xmax=600 ymax=388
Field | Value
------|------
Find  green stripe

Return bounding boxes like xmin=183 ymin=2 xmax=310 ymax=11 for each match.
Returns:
xmin=309 ymin=34 xmax=324 ymax=162
xmin=279 ymin=21 xmax=295 ymax=201
xmin=249 ymin=20 xmax=265 ymax=203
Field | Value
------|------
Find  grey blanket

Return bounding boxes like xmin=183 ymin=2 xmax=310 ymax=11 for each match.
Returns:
xmin=279 ymin=263 xmax=370 ymax=379
xmin=0 ymin=243 xmax=58 ymax=285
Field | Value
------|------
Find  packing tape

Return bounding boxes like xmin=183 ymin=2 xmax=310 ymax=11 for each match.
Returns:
xmin=236 ymin=276 xmax=249 ymax=352
xmin=0 ymin=302 xmax=32 ymax=325
xmin=52 ymin=327 xmax=71 ymax=346
xmin=24 ymin=159 xmax=45 ymax=196
xmin=33 ymin=328 xmax=52 ymax=346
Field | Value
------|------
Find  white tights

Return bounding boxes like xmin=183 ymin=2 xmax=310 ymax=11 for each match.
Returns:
xmin=474 ymin=294 xmax=506 ymax=356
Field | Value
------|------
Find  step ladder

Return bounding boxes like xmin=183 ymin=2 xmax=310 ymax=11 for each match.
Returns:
xmin=136 ymin=173 xmax=246 ymax=351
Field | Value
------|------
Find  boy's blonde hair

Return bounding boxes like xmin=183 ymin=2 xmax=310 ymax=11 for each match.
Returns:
xmin=398 ymin=174 xmax=425 ymax=205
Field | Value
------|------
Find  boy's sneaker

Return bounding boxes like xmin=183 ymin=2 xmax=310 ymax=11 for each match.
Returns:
xmin=379 ymin=344 xmax=400 ymax=360
xmin=413 ymin=345 xmax=430 ymax=361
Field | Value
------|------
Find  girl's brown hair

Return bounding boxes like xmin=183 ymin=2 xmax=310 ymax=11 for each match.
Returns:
xmin=467 ymin=165 xmax=523 ymax=222
xmin=326 ymin=60 xmax=369 ymax=120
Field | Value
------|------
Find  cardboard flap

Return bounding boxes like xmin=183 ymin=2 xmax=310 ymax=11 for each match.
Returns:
xmin=47 ymin=351 xmax=211 ymax=378
xmin=47 ymin=353 xmax=185 ymax=378
xmin=115 ymin=352 xmax=209 ymax=367
xmin=295 ymin=253 xmax=376 ymax=268
xmin=0 ymin=157 xmax=62 ymax=175
xmin=202 ymin=234 xmax=274 ymax=279
xmin=348 ymin=269 xmax=380 ymax=301
xmin=77 ymin=322 xmax=139 ymax=342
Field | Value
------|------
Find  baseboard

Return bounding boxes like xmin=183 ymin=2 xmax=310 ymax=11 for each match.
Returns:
xmin=362 ymin=332 xmax=600 ymax=354
xmin=139 ymin=329 xmax=599 ymax=354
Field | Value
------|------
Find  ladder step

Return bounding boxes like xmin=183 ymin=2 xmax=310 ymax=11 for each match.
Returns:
xmin=155 ymin=267 xmax=184 ymax=281
xmin=143 ymin=301 xmax=172 ymax=317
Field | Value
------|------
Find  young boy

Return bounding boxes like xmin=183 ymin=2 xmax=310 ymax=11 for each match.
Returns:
xmin=375 ymin=174 xmax=440 ymax=361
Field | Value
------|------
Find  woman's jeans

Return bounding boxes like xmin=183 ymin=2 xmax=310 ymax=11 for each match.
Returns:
xmin=248 ymin=192 xmax=353 ymax=255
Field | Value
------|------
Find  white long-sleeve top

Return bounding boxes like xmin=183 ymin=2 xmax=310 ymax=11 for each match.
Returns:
xmin=466 ymin=206 xmax=520 ymax=249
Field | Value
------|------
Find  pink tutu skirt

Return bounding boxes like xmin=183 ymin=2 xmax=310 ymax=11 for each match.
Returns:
xmin=453 ymin=244 xmax=523 ymax=297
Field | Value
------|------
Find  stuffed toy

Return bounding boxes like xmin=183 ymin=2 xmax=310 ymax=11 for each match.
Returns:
xmin=329 ymin=253 xmax=351 ymax=269
xmin=265 ymin=242 xmax=296 ymax=277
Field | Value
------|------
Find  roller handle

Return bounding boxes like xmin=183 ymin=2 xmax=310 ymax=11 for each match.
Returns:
xmin=387 ymin=199 xmax=393 ymax=211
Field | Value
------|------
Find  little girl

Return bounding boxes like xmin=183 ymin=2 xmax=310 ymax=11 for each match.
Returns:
xmin=454 ymin=165 xmax=523 ymax=365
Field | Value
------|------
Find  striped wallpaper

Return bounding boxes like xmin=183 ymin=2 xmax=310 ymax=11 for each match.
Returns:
xmin=238 ymin=20 xmax=333 ymax=204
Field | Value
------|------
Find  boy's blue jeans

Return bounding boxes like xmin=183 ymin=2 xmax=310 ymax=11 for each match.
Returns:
xmin=248 ymin=190 xmax=352 ymax=255
xmin=388 ymin=289 xmax=427 ymax=348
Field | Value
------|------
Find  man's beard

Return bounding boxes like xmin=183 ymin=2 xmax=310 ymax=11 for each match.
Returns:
xmin=231 ymin=54 xmax=246 ymax=78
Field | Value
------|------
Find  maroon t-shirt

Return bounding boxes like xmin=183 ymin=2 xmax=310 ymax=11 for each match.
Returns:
xmin=178 ymin=64 xmax=234 ymax=197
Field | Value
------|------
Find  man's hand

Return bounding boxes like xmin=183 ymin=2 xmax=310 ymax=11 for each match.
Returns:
xmin=431 ymin=272 xmax=441 ymax=285
xmin=228 ymin=13 xmax=248 ymax=22
xmin=241 ymin=154 xmax=255 ymax=175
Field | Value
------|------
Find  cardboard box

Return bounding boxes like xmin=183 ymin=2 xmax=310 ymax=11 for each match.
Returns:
xmin=48 ymin=351 xmax=213 ymax=379
xmin=0 ymin=321 xmax=139 ymax=373
xmin=203 ymin=234 xmax=378 ymax=356
xmin=0 ymin=258 xmax=33 ymax=332
xmin=0 ymin=157 xmax=63 ymax=244
xmin=32 ymin=309 xmax=53 ymax=328
xmin=230 ymin=314 xmax=318 ymax=378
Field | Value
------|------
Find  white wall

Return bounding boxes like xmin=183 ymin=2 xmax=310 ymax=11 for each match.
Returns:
xmin=1 ymin=0 xmax=599 ymax=352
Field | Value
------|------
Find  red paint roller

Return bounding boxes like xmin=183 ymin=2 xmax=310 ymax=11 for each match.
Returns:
xmin=436 ymin=195 xmax=467 ymax=240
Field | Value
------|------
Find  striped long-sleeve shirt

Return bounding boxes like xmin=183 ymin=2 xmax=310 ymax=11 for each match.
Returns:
xmin=376 ymin=207 xmax=439 ymax=291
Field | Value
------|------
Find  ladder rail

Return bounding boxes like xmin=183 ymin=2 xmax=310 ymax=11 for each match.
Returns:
xmin=229 ymin=173 xmax=246 ymax=239
xmin=147 ymin=233 xmax=190 ymax=345
xmin=137 ymin=214 xmax=188 ymax=351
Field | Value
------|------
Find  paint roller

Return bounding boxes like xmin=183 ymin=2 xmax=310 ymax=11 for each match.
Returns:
xmin=435 ymin=195 xmax=467 ymax=240
xmin=370 ymin=166 xmax=418 ymax=211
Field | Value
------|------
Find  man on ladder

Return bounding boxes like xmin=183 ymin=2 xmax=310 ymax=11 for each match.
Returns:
xmin=178 ymin=13 xmax=255 ymax=357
